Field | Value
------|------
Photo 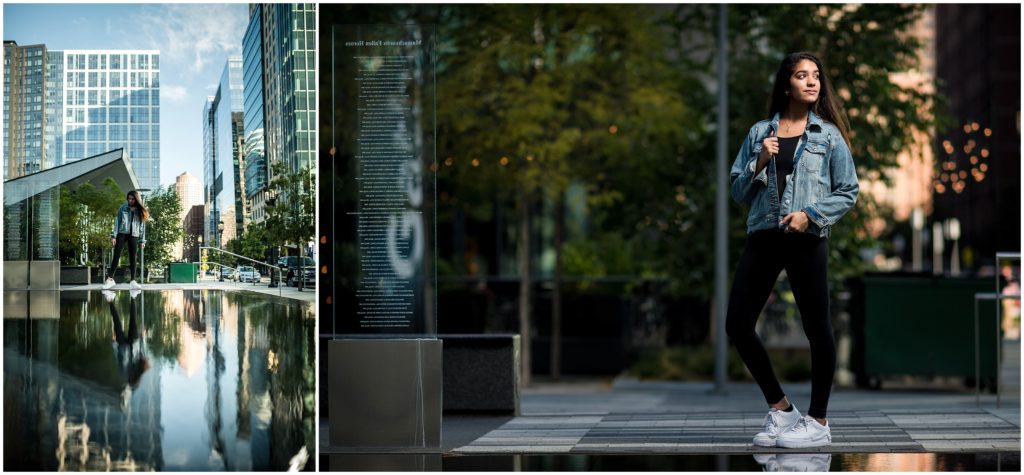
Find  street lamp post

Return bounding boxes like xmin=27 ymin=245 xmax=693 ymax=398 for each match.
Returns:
xmin=197 ymin=234 xmax=204 ymax=280
xmin=266 ymin=196 xmax=278 ymax=288
xmin=217 ymin=221 xmax=225 ymax=281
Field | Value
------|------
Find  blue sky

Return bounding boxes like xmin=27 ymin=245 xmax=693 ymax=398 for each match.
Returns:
xmin=3 ymin=3 xmax=249 ymax=187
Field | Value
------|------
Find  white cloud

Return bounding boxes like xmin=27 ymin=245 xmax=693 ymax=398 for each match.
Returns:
xmin=134 ymin=4 xmax=247 ymax=75
xmin=162 ymin=84 xmax=188 ymax=102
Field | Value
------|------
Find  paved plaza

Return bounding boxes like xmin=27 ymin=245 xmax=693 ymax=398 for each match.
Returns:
xmin=449 ymin=378 xmax=1020 ymax=455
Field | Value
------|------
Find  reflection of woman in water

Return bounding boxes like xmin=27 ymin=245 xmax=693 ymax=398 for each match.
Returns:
xmin=105 ymin=290 xmax=149 ymax=390
xmin=727 ymin=52 xmax=859 ymax=449
xmin=104 ymin=190 xmax=149 ymax=290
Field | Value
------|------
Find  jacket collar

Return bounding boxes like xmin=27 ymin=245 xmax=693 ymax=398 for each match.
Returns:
xmin=770 ymin=109 xmax=824 ymax=133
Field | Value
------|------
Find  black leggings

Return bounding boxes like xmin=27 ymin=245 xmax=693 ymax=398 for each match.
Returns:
xmin=725 ymin=229 xmax=836 ymax=419
xmin=109 ymin=233 xmax=139 ymax=280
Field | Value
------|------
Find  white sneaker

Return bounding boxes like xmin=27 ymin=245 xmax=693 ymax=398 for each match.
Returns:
xmin=129 ymin=289 xmax=141 ymax=299
xmin=103 ymin=277 xmax=116 ymax=290
xmin=777 ymin=453 xmax=833 ymax=471
xmin=102 ymin=290 xmax=116 ymax=303
xmin=777 ymin=415 xmax=832 ymax=448
xmin=129 ymin=280 xmax=141 ymax=290
xmin=753 ymin=404 xmax=803 ymax=447
xmin=753 ymin=454 xmax=780 ymax=471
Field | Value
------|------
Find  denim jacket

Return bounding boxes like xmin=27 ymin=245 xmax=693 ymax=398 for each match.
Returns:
xmin=111 ymin=203 xmax=146 ymax=242
xmin=730 ymin=110 xmax=859 ymax=238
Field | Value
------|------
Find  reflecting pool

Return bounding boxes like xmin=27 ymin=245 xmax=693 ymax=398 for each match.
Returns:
xmin=4 ymin=289 xmax=315 ymax=471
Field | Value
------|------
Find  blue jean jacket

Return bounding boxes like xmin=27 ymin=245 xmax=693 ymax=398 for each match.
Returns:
xmin=729 ymin=110 xmax=859 ymax=238
xmin=111 ymin=203 xmax=146 ymax=242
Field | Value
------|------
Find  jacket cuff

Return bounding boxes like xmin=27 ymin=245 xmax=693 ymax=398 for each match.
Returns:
xmin=802 ymin=206 xmax=828 ymax=227
xmin=747 ymin=158 xmax=769 ymax=186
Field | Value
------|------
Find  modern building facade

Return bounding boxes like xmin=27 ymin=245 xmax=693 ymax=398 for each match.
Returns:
xmin=242 ymin=4 xmax=269 ymax=224
xmin=3 ymin=43 xmax=161 ymax=191
xmin=174 ymin=171 xmax=203 ymax=260
xmin=203 ymin=57 xmax=247 ymax=248
xmin=3 ymin=42 xmax=49 ymax=179
xmin=933 ymin=4 xmax=1021 ymax=266
xmin=243 ymin=3 xmax=316 ymax=225
xmin=184 ymin=204 xmax=205 ymax=263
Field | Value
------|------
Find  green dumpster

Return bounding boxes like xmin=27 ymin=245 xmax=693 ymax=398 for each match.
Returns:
xmin=850 ymin=273 xmax=999 ymax=390
xmin=168 ymin=262 xmax=198 ymax=283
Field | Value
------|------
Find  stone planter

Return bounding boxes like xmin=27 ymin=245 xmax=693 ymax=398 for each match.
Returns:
xmin=60 ymin=266 xmax=91 ymax=285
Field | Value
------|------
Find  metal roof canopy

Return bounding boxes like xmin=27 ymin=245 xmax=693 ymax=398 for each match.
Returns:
xmin=3 ymin=148 xmax=141 ymax=206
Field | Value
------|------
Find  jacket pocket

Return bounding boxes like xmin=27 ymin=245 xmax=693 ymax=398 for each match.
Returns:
xmin=800 ymin=140 xmax=827 ymax=172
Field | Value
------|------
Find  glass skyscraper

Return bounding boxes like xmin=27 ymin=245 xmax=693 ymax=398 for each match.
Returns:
xmin=203 ymin=56 xmax=246 ymax=247
xmin=242 ymin=4 xmax=268 ymax=223
xmin=243 ymin=3 xmax=316 ymax=225
xmin=3 ymin=43 xmax=161 ymax=190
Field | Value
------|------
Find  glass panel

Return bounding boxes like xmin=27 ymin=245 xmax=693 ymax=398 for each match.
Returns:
xmin=327 ymin=24 xmax=437 ymax=338
xmin=3 ymin=180 xmax=59 ymax=262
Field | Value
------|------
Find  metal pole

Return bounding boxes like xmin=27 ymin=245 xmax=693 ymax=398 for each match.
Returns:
xmin=713 ymin=3 xmax=729 ymax=393
xmin=975 ymin=295 xmax=980 ymax=406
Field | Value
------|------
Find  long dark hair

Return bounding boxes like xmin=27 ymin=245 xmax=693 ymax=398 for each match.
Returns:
xmin=768 ymin=52 xmax=851 ymax=148
xmin=126 ymin=190 xmax=150 ymax=221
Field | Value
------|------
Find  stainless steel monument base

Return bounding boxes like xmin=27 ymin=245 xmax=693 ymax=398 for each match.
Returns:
xmin=328 ymin=339 xmax=442 ymax=448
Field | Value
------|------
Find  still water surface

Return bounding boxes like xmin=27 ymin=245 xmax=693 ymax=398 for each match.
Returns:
xmin=4 ymin=289 xmax=315 ymax=471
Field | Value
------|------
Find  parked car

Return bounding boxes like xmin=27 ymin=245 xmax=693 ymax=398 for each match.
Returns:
xmin=278 ymin=256 xmax=316 ymax=288
xmin=238 ymin=266 xmax=261 ymax=283
xmin=220 ymin=267 xmax=237 ymax=281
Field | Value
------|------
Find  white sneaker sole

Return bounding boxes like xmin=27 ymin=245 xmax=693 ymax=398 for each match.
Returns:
xmin=753 ymin=434 xmax=777 ymax=447
xmin=776 ymin=436 xmax=831 ymax=448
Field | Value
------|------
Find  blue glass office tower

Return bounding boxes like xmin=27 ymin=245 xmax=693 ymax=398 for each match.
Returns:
xmin=243 ymin=4 xmax=268 ymax=224
xmin=203 ymin=57 xmax=246 ymax=247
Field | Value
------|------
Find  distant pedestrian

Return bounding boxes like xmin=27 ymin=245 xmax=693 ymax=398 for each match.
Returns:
xmin=727 ymin=52 xmax=859 ymax=448
xmin=104 ymin=190 xmax=149 ymax=290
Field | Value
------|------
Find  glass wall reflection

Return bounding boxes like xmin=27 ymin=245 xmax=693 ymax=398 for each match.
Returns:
xmin=3 ymin=289 xmax=315 ymax=471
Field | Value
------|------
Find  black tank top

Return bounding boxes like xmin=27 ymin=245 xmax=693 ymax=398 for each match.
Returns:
xmin=775 ymin=135 xmax=800 ymax=198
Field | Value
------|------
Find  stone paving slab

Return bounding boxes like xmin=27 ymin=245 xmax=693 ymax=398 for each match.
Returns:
xmin=450 ymin=381 xmax=1021 ymax=455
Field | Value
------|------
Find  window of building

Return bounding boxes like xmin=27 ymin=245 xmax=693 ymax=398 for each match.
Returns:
xmin=66 ymin=127 xmax=85 ymax=141
xmin=88 ymin=108 xmax=107 ymax=123
xmin=131 ymin=107 xmax=149 ymax=123
xmin=88 ymin=125 xmax=106 ymax=141
xmin=87 ymin=143 xmax=107 ymax=156
xmin=109 ymin=107 xmax=128 ymax=123
xmin=110 ymin=125 xmax=128 ymax=141
xmin=131 ymin=124 xmax=150 ymax=141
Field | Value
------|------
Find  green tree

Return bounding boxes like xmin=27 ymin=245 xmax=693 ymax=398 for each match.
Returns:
xmin=265 ymin=161 xmax=316 ymax=289
xmin=142 ymin=186 xmax=184 ymax=273
xmin=60 ymin=178 xmax=123 ymax=268
xmin=434 ymin=4 xmax=695 ymax=382
xmin=58 ymin=185 xmax=85 ymax=264
xmin=225 ymin=225 xmax=268 ymax=270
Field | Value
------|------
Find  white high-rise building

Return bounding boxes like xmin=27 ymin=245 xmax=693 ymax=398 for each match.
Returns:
xmin=59 ymin=49 xmax=161 ymax=191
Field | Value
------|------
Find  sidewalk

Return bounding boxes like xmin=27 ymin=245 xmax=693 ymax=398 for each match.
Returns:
xmin=446 ymin=379 xmax=1020 ymax=455
xmin=62 ymin=278 xmax=316 ymax=304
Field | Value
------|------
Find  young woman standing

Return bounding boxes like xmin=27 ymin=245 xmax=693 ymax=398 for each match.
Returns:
xmin=104 ymin=190 xmax=149 ymax=290
xmin=727 ymin=52 xmax=859 ymax=448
